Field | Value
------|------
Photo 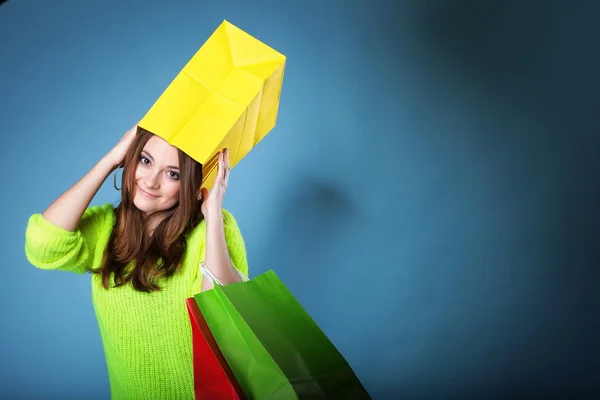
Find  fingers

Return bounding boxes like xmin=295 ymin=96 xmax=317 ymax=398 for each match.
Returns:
xmin=217 ymin=148 xmax=230 ymax=187
xmin=127 ymin=123 xmax=138 ymax=137
xmin=223 ymin=148 xmax=230 ymax=185
xmin=216 ymin=151 xmax=223 ymax=184
xmin=201 ymin=149 xmax=229 ymax=212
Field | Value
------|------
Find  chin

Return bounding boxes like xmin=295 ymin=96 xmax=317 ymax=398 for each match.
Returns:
xmin=133 ymin=195 xmax=178 ymax=215
xmin=133 ymin=196 xmax=155 ymax=214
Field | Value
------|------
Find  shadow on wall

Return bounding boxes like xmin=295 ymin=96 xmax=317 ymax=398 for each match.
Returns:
xmin=256 ymin=175 xmax=358 ymax=285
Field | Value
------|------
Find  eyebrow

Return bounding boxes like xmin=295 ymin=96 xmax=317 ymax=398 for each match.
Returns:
xmin=141 ymin=151 xmax=180 ymax=170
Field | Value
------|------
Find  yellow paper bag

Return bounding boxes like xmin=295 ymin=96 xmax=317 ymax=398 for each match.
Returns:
xmin=139 ymin=20 xmax=286 ymax=190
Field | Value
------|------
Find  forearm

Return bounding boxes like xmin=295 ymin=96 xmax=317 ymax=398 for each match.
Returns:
xmin=42 ymin=155 xmax=117 ymax=232
xmin=201 ymin=210 xmax=243 ymax=291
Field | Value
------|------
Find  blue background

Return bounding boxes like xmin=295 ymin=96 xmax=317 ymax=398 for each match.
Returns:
xmin=1 ymin=0 xmax=599 ymax=398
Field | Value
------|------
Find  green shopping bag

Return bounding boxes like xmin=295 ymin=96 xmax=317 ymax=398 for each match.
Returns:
xmin=194 ymin=267 xmax=370 ymax=399
xmin=193 ymin=275 xmax=297 ymax=399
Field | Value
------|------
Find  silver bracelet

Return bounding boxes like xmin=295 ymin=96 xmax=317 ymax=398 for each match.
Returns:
xmin=200 ymin=261 xmax=249 ymax=286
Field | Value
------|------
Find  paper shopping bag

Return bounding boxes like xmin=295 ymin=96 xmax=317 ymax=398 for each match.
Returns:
xmin=194 ymin=282 xmax=297 ymax=399
xmin=195 ymin=271 xmax=371 ymax=399
xmin=139 ymin=20 xmax=286 ymax=191
xmin=186 ymin=298 xmax=246 ymax=399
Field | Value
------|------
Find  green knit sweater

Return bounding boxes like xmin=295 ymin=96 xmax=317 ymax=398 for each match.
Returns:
xmin=24 ymin=203 xmax=249 ymax=399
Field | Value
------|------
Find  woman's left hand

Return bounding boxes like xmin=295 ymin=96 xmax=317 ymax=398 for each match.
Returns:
xmin=201 ymin=148 xmax=230 ymax=221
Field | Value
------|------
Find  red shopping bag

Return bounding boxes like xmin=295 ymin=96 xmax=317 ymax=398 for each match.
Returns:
xmin=186 ymin=298 xmax=246 ymax=399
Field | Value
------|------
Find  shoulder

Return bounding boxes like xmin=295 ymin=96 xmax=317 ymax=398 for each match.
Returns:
xmin=83 ymin=203 xmax=115 ymax=218
xmin=221 ymin=209 xmax=246 ymax=247
xmin=79 ymin=203 xmax=116 ymax=231
xmin=82 ymin=203 xmax=116 ymax=221
xmin=185 ymin=208 xmax=244 ymax=242
xmin=221 ymin=208 xmax=241 ymax=230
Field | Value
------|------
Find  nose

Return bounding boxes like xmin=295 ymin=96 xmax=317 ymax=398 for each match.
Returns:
xmin=144 ymin=170 xmax=160 ymax=189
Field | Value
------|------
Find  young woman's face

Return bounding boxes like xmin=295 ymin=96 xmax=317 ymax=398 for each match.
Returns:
xmin=133 ymin=135 xmax=181 ymax=216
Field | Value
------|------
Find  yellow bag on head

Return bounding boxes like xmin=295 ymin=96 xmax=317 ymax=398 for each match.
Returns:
xmin=139 ymin=20 xmax=286 ymax=190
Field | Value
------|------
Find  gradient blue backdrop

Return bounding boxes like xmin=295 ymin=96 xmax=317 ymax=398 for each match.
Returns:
xmin=2 ymin=0 xmax=599 ymax=399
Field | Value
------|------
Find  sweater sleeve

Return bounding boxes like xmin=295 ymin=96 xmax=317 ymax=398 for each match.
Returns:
xmin=222 ymin=209 xmax=249 ymax=278
xmin=24 ymin=203 xmax=116 ymax=274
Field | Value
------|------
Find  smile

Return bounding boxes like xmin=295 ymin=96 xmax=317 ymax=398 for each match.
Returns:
xmin=138 ymin=185 xmax=159 ymax=198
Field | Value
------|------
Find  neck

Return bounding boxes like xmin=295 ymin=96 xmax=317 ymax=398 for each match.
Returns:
xmin=144 ymin=214 xmax=163 ymax=237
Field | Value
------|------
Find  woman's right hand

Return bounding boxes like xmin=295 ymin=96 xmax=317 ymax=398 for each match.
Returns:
xmin=107 ymin=123 xmax=139 ymax=169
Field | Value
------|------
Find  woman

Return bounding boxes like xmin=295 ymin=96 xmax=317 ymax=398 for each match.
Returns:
xmin=24 ymin=124 xmax=248 ymax=399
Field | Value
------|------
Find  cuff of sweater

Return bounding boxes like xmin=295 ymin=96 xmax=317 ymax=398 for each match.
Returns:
xmin=25 ymin=214 xmax=82 ymax=264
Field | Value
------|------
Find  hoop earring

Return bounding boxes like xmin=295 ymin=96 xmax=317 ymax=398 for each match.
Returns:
xmin=113 ymin=167 xmax=121 ymax=191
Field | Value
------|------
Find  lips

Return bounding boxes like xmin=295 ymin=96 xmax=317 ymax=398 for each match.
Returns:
xmin=137 ymin=185 xmax=159 ymax=198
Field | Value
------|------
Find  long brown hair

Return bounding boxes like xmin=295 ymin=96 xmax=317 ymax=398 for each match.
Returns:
xmin=89 ymin=127 xmax=204 ymax=292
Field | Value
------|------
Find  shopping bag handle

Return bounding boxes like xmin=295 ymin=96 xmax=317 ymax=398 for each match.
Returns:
xmin=200 ymin=261 xmax=249 ymax=286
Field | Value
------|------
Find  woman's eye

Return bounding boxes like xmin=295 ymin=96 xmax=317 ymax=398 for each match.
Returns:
xmin=168 ymin=171 xmax=180 ymax=180
xmin=139 ymin=156 xmax=150 ymax=165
